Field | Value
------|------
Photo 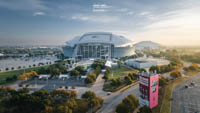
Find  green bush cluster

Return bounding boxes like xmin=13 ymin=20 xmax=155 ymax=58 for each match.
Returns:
xmin=111 ymin=77 xmax=123 ymax=86
xmin=103 ymin=67 xmax=111 ymax=80
xmin=91 ymin=60 xmax=106 ymax=69
xmin=85 ymin=72 xmax=97 ymax=84
xmin=37 ymin=63 xmax=67 ymax=76
xmin=170 ymin=70 xmax=182 ymax=79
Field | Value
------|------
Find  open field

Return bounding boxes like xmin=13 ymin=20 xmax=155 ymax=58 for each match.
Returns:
xmin=108 ymin=65 xmax=136 ymax=80
xmin=0 ymin=66 xmax=48 ymax=79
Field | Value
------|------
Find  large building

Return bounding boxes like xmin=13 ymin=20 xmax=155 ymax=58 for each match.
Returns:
xmin=135 ymin=41 xmax=161 ymax=51
xmin=63 ymin=32 xmax=135 ymax=59
xmin=139 ymin=73 xmax=159 ymax=109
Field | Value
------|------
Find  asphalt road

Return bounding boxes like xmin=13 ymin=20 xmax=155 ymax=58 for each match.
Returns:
xmin=171 ymin=73 xmax=200 ymax=113
xmin=97 ymin=84 xmax=139 ymax=113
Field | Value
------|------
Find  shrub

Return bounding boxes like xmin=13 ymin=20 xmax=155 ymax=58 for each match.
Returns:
xmin=188 ymin=64 xmax=199 ymax=71
xmin=137 ymin=105 xmax=152 ymax=113
xmin=170 ymin=70 xmax=181 ymax=79
xmin=124 ymin=76 xmax=133 ymax=85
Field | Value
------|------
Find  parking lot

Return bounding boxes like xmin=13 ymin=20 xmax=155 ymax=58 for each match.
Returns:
xmin=171 ymin=73 xmax=200 ymax=113
xmin=22 ymin=73 xmax=107 ymax=98
xmin=0 ymin=56 xmax=58 ymax=72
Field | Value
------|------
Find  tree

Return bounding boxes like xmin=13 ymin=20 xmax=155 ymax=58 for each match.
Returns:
xmin=124 ymin=76 xmax=133 ymax=85
xmin=149 ymin=66 xmax=160 ymax=73
xmin=32 ymin=89 xmax=52 ymax=109
xmin=111 ymin=77 xmax=122 ymax=86
xmin=95 ymin=66 xmax=101 ymax=75
xmin=85 ymin=72 xmax=97 ymax=84
xmin=70 ymin=90 xmax=77 ymax=99
xmin=138 ymin=106 xmax=152 ymax=113
xmin=116 ymin=103 xmax=129 ymax=113
xmin=85 ymin=77 xmax=94 ymax=84
xmin=188 ymin=64 xmax=199 ymax=71
xmin=65 ymin=99 xmax=78 ymax=111
xmin=75 ymin=66 xmax=85 ymax=75
xmin=170 ymin=70 xmax=181 ymax=79
xmin=116 ymin=94 xmax=139 ymax=113
xmin=159 ymin=77 xmax=167 ymax=87
xmin=50 ymin=67 xmax=60 ymax=77
xmin=91 ymin=60 xmax=106 ymax=69
xmin=50 ymin=89 xmax=71 ymax=101
xmin=88 ymin=72 xmax=96 ymax=81
xmin=70 ymin=70 xmax=80 ymax=76
xmin=183 ymin=67 xmax=189 ymax=72
xmin=81 ymin=91 xmax=96 ymax=100
xmin=128 ymin=73 xmax=138 ymax=80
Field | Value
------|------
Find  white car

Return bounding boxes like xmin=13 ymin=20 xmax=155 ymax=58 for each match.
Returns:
xmin=107 ymin=92 xmax=112 ymax=95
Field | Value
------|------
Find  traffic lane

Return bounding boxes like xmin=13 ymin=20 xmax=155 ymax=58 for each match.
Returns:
xmin=171 ymin=74 xmax=200 ymax=113
xmin=97 ymin=85 xmax=139 ymax=113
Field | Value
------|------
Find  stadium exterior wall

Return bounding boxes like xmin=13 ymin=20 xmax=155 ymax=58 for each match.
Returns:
xmin=62 ymin=32 xmax=135 ymax=59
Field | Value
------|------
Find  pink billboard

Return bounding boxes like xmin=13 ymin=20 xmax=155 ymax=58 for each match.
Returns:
xmin=139 ymin=74 xmax=159 ymax=109
xmin=149 ymin=75 xmax=159 ymax=109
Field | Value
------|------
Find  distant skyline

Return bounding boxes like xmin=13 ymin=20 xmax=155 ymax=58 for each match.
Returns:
xmin=0 ymin=0 xmax=200 ymax=46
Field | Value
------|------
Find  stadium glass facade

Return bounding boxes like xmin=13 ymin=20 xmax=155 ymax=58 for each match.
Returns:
xmin=63 ymin=32 xmax=135 ymax=59
xmin=76 ymin=43 xmax=113 ymax=59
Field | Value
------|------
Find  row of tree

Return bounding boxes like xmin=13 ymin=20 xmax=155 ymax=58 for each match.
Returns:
xmin=37 ymin=63 xmax=67 ymax=76
xmin=70 ymin=66 xmax=86 ymax=76
xmin=183 ymin=64 xmax=199 ymax=72
xmin=0 ymin=87 xmax=103 ymax=113
xmin=18 ymin=71 xmax=38 ymax=80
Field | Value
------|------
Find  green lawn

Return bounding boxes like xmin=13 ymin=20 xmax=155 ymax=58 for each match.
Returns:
xmin=0 ymin=66 xmax=49 ymax=80
xmin=108 ymin=65 xmax=135 ymax=79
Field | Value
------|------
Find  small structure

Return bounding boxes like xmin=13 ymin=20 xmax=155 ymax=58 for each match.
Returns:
xmin=38 ymin=75 xmax=50 ymax=79
xmin=81 ymin=76 xmax=87 ymax=79
xmin=59 ymin=74 xmax=69 ymax=79
xmin=0 ymin=53 xmax=4 ymax=56
xmin=139 ymin=72 xmax=159 ymax=109
xmin=125 ymin=59 xmax=157 ymax=69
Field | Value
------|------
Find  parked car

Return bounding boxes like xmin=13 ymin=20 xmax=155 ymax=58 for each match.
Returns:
xmin=107 ymin=92 xmax=112 ymax=95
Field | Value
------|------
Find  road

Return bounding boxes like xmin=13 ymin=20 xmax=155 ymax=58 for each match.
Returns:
xmin=171 ymin=73 xmax=200 ymax=113
xmin=97 ymin=84 xmax=139 ymax=113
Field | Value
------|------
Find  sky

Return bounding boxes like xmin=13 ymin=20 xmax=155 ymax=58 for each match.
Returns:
xmin=0 ymin=0 xmax=200 ymax=46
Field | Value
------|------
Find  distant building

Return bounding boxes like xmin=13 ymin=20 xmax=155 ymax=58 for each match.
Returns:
xmin=0 ymin=53 xmax=4 ymax=57
xmin=139 ymin=73 xmax=159 ymax=109
xmin=134 ymin=41 xmax=160 ymax=51
xmin=125 ymin=59 xmax=157 ymax=69
xmin=63 ymin=32 xmax=135 ymax=60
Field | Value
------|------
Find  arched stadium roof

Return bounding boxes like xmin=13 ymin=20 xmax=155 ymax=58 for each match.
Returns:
xmin=66 ymin=32 xmax=133 ymax=47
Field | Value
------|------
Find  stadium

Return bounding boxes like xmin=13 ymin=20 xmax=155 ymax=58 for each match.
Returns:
xmin=63 ymin=32 xmax=135 ymax=59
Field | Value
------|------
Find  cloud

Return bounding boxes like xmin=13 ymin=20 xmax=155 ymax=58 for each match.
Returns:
xmin=117 ymin=8 xmax=129 ymax=12
xmin=92 ymin=3 xmax=112 ymax=12
xmin=145 ymin=8 xmax=200 ymax=30
xmin=71 ymin=14 xmax=119 ymax=23
xmin=33 ymin=11 xmax=45 ymax=16
xmin=126 ymin=11 xmax=134 ymax=15
xmin=139 ymin=11 xmax=151 ymax=16
xmin=0 ymin=0 xmax=46 ymax=11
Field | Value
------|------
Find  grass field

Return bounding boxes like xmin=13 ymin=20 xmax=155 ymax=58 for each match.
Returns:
xmin=108 ymin=65 xmax=135 ymax=79
xmin=0 ymin=66 xmax=49 ymax=80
